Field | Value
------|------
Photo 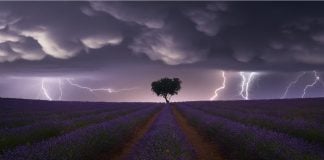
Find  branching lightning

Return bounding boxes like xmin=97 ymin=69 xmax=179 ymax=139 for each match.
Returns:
xmin=210 ymin=71 xmax=226 ymax=100
xmin=40 ymin=70 xmax=324 ymax=101
xmin=302 ymin=71 xmax=320 ymax=98
xmin=239 ymin=72 xmax=246 ymax=99
xmin=41 ymin=79 xmax=53 ymax=101
xmin=281 ymin=72 xmax=306 ymax=99
xmin=40 ymin=78 xmax=138 ymax=101
xmin=245 ymin=72 xmax=256 ymax=100
xmin=239 ymin=72 xmax=256 ymax=100
xmin=65 ymin=79 xmax=138 ymax=93
xmin=41 ymin=79 xmax=63 ymax=101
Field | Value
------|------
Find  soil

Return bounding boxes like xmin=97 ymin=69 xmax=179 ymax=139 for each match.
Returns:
xmin=108 ymin=107 xmax=163 ymax=160
xmin=172 ymin=105 xmax=224 ymax=160
xmin=102 ymin=104 xmax=224 ymax=160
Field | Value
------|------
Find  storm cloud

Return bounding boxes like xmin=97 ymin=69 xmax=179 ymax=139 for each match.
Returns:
xmin=0 ymin=1 xmax=324 ymax=73
xmin=2 ymin=1 xmax=324 ymax=102
xmin=0 ymin=2 xmax=124 ymax=63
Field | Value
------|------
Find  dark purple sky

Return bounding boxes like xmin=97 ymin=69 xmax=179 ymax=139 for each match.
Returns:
xmin=1 ymin=1 xmax=324 ymax=102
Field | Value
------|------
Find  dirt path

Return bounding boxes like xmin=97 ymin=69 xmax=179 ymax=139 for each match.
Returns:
xmin=108 ymin=108 xmax=162 ymax=160
xmin=172 ymin=105 xmax=224 ymax=160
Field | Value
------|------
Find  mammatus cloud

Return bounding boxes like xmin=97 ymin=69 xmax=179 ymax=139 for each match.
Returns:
xmin=89 ymin=1 xmax=211 ymax=65
xmin=81 ymin=34 xmax=123 ymax=49
xmin=80 ymin=6 xmax=97 ymax=17
xmin=129 ymin=29 xmax=207 ymax=65
xmin=184 ymin=9 xmax=221 ymax=36
xmin=0 ymin=2 xmax=324 ymax=71
xmin=253 ymin=17 xmax=324 ymax=66
xmin=184 ymin=3 xmax=228 ymax=36
xmin=0 ymin=43 xmax=17 ymax=62
xmin=0 ymin=3 xmax=124 ymax=62
xmin=10 ymin=37 xmax=46 ymax=61
xmin=14 ymin=26 xmax=83 ymax=59
xmin=0 ymin=29 xmax=21 ymax=43
xmin=0 ymin=10 xmax=20 ymax=30
xmin=90 ymin=1 xmax=167 ymax=29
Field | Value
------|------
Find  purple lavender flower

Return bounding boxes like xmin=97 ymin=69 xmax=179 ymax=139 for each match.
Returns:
xmin=177 ymin=104 xmax=324 ymax=160
xmin=127 ymin=105 xmax=195 ymax=160
xmin=191 ymin=104 xmax=324 ymax=146
xmin=1 ymin=106 xmax=161 ymax=160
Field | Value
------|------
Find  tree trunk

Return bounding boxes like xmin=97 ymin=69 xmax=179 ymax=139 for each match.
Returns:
xmin=163 ymin=96 xmax=170 ymax=103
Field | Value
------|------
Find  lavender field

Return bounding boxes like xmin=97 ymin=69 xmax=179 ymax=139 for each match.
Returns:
xmin=0 ymin=98 xmax=323 ymax=160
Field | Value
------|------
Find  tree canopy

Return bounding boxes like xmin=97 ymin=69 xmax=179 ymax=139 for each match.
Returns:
xmin=151 ymin=77 xmax=181 ymax=103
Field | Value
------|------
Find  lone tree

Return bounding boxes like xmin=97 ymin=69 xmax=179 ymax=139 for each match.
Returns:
xmin=151 ymin=77 xmax=181 ymax=103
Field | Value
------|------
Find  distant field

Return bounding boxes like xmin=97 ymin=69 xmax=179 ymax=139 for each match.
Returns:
xmin=0 ymin=98 xmax=323 ymax=160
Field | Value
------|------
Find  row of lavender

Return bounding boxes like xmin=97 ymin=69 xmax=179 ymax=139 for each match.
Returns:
xmin=0 ymin=101 xmax=144 ymax=129
xmin=176 ymin=104 xmax=324 ymax=160
xmin=127 ymin=105 xmax=195 ymax=160
xmin=186 ymin=100 xmax=324 ymax=123
xmin=189 ymin=104 xmax=324 ymax=146
xmin=0 ymin=104 xmax=161 ymax=160
xmin=0 ymin=99 xmax=122 ymax=118
xmin=0 ymin=105 xmax=144 ymax=153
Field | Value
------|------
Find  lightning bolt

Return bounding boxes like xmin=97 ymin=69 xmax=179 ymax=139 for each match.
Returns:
xmin=245 ymin=72 xmax=256 ymax=100
xmin=302 ymin=71 xmax=320 ymax=98
xmin=39 ymin=78 xmax=138 ymax=101
xmin=210 ymin=71 xmax=226 ymax=100
xmin=281 ymin=72 xmax=306 ymax=99
xmin=58 ymin=79 xmax=63 ymax=100
xmin=239 ymin=72 xmax=246 ymax=99
xmin=41 ymin=79 xmax=63 ymax=101
xmin=65 ymin=79 xmax=138 ymax=93
xmin=41 ymin=79 xmax=53 ymax=101
xmin=239 ymin=72 xmax=256 ymax=100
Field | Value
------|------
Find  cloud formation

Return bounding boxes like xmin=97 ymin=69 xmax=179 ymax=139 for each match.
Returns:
xmin=0 ymin=2 xmax=124 ymax=62
xmin=184 ymin=2 xmax=228 ymax=36
xmin=0 ymin=2 xmax=324 ymax=71
xmin=90 ymin=1 xmax=167 ymax=29
xmin=81 ymin=34 xmax=123 ymax=49
xmin=129 ymin=29 xmax=207 ymax=65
